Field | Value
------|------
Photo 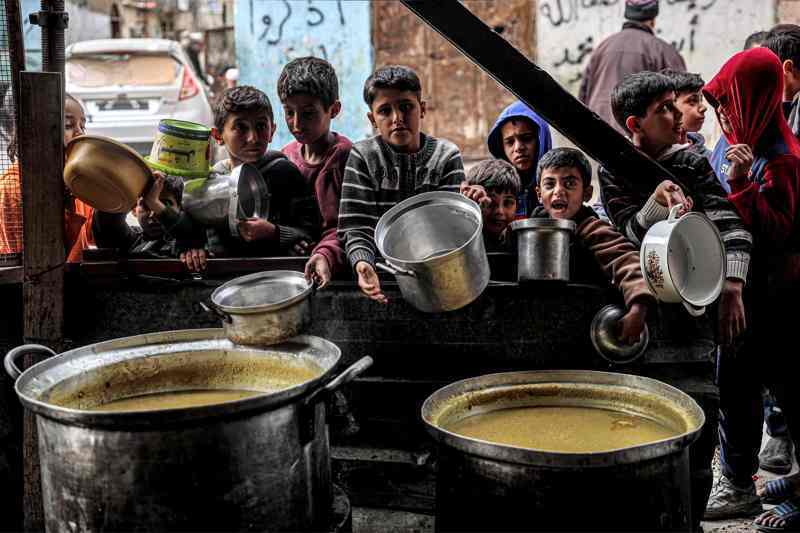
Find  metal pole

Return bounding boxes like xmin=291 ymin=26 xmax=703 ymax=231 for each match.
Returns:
xmin=31 ymin=0 xmax=68 ymax=76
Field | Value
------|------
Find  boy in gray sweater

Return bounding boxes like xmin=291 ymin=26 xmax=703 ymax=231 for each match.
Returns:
xmin=338 ymin=65 xmax=486 ymax=303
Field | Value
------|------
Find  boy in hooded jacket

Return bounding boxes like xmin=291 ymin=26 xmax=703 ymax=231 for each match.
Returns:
xmin=703 ymin=47 xmax=800 ymax=528
xmin=487 ymin=101 xmax=552 ymax=217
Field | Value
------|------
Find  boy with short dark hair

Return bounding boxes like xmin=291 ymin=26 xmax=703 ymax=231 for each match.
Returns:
xmin=602 ymin=71 xmax=754 ymax=526
xmin=661 ymin=69 xmax=709 ymax=158
xmin=532 ymin=148 xmax=652 ymax=343
xmin=205 ymin=85 xmax=313 ymax=257
xmin=486 ymin=101 xmax=552 ymax=217
xmin=338 ymin=65 xmax=486 ymax=303
xmin=93 ymin=173 xmax=192 ymax=257
xmin=465 ymin=159 xmax=519 ymax=251
xmin=278 ymin=56 xmax=352 ymax=288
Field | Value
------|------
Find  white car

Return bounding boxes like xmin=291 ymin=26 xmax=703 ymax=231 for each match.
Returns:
xmin=66 ymin=38 xmax=214 ymax=155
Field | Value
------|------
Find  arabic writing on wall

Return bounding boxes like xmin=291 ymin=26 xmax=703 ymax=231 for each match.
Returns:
xmin=235 ymin=0 xmax=373 ymax=148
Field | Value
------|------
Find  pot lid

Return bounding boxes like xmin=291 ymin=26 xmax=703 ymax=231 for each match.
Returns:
xmin=64 ymin=135 xmax=153 ymax=214
xmin=511 ymin=218 xmax=576 ymax=232
xmin=590 ymin=304 xmax=649 ymax=364
xmin=211 ymin=270 xmax=312 ymax=314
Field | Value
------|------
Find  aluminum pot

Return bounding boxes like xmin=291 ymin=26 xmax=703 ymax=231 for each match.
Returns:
xmin=374 ymin=191 xmax=490 ymax=312
xmin=641 ymin=204 xmax=725 ymax=317
xmin=423 ymin=370 xmax=705 ymax=532
xmin=202 ymin=270 xmax=313 ymax=345
xmin=182 ymin=163 xmax=269 ymax=239
xmin=511 ymin=218 xmax=576 ymax=282
xmin=4 ymin=330 xmax=372 ymax=533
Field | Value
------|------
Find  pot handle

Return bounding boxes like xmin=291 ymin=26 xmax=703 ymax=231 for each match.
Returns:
xmin=305 ymin=356 xmax=374 ymax=407
xmin=376 ymin=262 xmax=416 ymax=278
xmin=683 ymin=301 xmax=706 ymax=317
xmin=199 ymin=300 xmax=232 ymax=324
xmin=667 ymin=204 xmax=684 ymax=222
xmin=4 ymin=344 xmax=56 ymax=380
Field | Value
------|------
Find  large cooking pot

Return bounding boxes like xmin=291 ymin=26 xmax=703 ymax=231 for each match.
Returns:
xmin=511 ymin=218 xmax=576 ymax=282
xmin=4 ymin=330 xmax=372 ymax=532
xmin=374 ymin=191 xmax=490 ymax=312
xmin=423 ymin=370 xmax=705 ymax=532
xmin=182 ymin=163 xmax=269 ymax=239
xmin=201 ymin=270 xmax=314 ymax=345
xmin=641 ymin=204 xmax=725 ymax=317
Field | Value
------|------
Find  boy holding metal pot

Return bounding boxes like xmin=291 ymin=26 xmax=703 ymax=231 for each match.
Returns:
xmin=531 ymin=147 xmax=653 ymax=345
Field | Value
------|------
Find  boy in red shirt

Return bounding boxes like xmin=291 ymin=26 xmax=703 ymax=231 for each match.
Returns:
xmin=278 ymin=57 xmax=352 ymax=287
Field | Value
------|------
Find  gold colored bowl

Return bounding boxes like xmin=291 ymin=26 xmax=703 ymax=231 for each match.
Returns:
xmin=64 ymin=135 xmax=153 ymax=213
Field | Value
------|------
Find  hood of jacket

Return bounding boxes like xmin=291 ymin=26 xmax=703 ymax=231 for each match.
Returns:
xmin=487 ymin=101 xmax=553 ymax=186
xmin=703 ymin=47 xmax=800 ymax=158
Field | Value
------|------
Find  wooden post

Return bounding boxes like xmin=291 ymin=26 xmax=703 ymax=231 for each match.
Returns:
xmin=19 ymin=71 xmax=64 ymax=533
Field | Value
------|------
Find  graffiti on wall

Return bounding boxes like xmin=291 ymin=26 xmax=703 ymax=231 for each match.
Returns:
xmin=537 ymin=0 xmax=774 ymax=95
xmin=235 ymin=0 xmax=372 ymax=149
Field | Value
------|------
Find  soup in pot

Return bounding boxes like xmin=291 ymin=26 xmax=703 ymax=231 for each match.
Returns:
xmin=87 ymin=389 xmax=262 ymax=412
xmin=443 ymin=406 xmax=679 ymax=452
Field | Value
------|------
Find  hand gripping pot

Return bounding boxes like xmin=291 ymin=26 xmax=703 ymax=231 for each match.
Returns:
xmin=374 ymin=191 xmax=490 ymax=313
xmin=640 ymin=204 xmax=726 ymax=317
xmin=182 ymin=163 xmax=269 ymax=239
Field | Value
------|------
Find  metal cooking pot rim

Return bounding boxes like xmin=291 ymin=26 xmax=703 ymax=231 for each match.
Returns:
xmin=12 ymin=329 xmax=341 ymax=427
xmin=510 ymin=218 xmax=576 ymax=232
xmin=211 ymin=270 xmax=313 ymax=314
xmin=375 ymin=191 xmax=483 ymax=267
xmin=422 ymin=370 xmax=705 ymax=467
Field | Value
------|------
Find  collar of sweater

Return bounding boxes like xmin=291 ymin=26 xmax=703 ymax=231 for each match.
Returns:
xmin=622 ymin=21 xmax=654 ymax=35
xmin=377 ymin=132 xmax=437 ymax=166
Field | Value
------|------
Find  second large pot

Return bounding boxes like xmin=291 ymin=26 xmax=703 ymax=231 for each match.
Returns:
xmin=423 ymin=370 xmax=705 ymax=532
xmin=374 ymin=191 xmax=490 ymax=312
xmin=5 ymin=330 xmax=372 ymax=532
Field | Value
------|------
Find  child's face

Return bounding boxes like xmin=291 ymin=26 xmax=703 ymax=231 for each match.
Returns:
xmin=368 ymin=88 xmax=425 ymax=153
xmin=536 ymin=166 xmax=592 ymax=221
xmin=213 ymin=110 xmax=276 ymax=164
xmin=717 ymin=108 xmax=733 ymax=135
xmin=500 ymin=119 xmax=538 ymax=172
xmin=282 ymin=94 xmax=341 ymax=146
xmin=675 ymin=91 xmax=706 ymax=134
xmin=135 ymin=190 xmax=178 ymax=239
xmin=481 ymin=189 xmax=517 ymax=240
xmin=64 ymin=98 xmax=86 ymax=147
xmin=628 ymin=90 xmax=682 ymax=152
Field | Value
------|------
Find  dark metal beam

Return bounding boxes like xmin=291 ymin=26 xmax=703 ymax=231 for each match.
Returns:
xmin=399 ymin=0 xmax=679 ymax=186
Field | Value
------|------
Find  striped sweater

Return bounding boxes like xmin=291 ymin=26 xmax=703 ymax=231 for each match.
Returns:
xmin=599 ymin=144 xmax=752 ymax=282
xmin=337 ymin=133 xmax=465 ymax=269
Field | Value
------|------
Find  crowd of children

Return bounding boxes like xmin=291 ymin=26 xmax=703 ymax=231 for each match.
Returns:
xmin=4 ymin=15 xmax=800 ymax=532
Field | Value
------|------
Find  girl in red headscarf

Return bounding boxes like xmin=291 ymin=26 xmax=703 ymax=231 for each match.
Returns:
xmin=704 ymin=46 xmax=800 ymax=532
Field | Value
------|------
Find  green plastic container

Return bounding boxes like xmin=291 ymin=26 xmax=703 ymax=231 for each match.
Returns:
xmin=146 ymin=119 xmax=212 ymax=178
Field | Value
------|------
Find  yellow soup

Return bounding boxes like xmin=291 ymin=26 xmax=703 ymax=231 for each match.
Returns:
xmin=443 ymin=406 xmax=679 ymax=452
xmin=88 ymin=389 xmax=261 ymax=412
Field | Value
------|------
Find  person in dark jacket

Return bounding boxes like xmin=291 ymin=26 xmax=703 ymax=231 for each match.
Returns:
xmin=579 ymin=0 xmax=686 ymax=135
xmin=486 ymin=101 xmax=552 ymax=217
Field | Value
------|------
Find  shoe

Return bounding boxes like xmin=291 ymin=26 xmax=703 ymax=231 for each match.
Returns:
xmin=760 ymin=437 xmax=794 ymax=475
xmin=704 ymin=474 xmax=763 ymax=520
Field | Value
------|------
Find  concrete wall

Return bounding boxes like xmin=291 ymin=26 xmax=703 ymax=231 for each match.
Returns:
xmin=536 ymin=0 xmax=777 ymax=145
xmin=234 ymin=0 xmax=373 ymax=149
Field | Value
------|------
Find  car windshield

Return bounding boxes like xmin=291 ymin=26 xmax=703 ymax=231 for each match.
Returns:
xmin=67 ymin=53 xmax=181 ymax=88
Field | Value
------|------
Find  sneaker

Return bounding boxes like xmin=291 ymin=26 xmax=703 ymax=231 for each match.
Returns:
xmin=759 ymin=436 xmax=794 ymax=475
xmin=704 ymin=474 xmax=762 ymax=520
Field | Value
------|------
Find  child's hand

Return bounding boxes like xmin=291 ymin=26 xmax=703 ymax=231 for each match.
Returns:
xmin=718 ymin=278 xmax=746 ymax=345
xmin=653 ymin=180 xmax=693 ymax=215
xmin=617 ymin=302 xmax=648 ymax=345
xmin=292 ymin=240 xmax=316 ymax=256
xmin=725 ymin=144 xmax=754 ymax=180
xmin=143 ymin=171 xmax=166 ymax=214
xmin=305 ymin=253 xmax=331 ymax=288
xmin=355 ymin=261 xmax=387 ymax=304
xmin=181 ymin=248 xmax=208 ymax=272
xmin=237 ymin=218 xmax=276 ymax=242
xmin=459 ymin=182 xmax=491 ymax=208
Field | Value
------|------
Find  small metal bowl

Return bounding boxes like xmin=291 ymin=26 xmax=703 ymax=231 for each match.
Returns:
xmin=590 ymin=304 xmax=649 ymax=364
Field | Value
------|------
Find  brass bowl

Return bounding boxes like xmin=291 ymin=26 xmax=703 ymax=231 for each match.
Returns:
xmin=64 ymin=135 xmax=153 ymax=214
xmin=590 ymin=304 xmax=649 ymax=364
